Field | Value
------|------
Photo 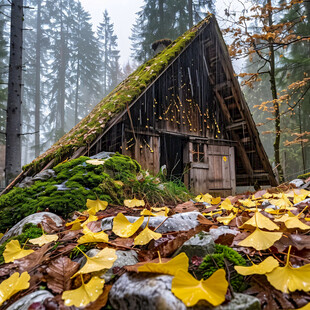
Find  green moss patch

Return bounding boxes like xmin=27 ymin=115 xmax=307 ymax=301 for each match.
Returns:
xmin=1 ymin=154 xmax=190 ymax=232
xmin=297 ymin=172 xmax=310 ymax=180
xmin=199 ymin=244 xmax=247 ymax=292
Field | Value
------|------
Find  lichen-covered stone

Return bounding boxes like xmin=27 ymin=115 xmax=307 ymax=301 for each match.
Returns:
xmin=173 ymin=231 xmax=215 ymax=260
xmin=211 ymin=293 xmax=260 ymax=310
xmin=102 ymin=211 xmax=202 ymax=233
xmin=6 ymin=290 xmax=53 ymax=310
xmin=109 ymin=273 xmax=186 ymax=310
xmin=289 ymin=179 xmax=305 ymax=188
xmin=0 ymin=212 xmax=63 ymax=244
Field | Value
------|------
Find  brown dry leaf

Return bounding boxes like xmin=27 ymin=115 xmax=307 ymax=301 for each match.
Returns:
xmin=59 ymin=229 xmax=82 ymax=242
xmin=197 ymin=214 xmax=213 ymax=227
xmin=46 ymin=257 xmax=80 ymax=294
xmin=87 ymin=220 xmax=102 ymax=233
xmin=139 ymin=226 xmax=203 ymax=261
xmin=42 ymin=215 xmax=64 ymax=233
xmin=84 ymin=285 xmax=112 ymax=310
xmin=14 ymin=244 xmax=51 ymax=272
xmin=111 ymin=237 xmax=134 ymax=248
xmin=244 ymin=275 xmax=301 ymax=310
xmin=174 ymin=201 xmax=198 ymax=213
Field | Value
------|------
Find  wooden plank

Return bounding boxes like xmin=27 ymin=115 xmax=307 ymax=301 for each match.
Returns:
xmin=229 ymin=147 xmax=236 ymax=194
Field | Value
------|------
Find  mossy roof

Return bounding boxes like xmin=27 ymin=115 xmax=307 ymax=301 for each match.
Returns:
xmin=24 ymin=14 xmax=213 ymax=172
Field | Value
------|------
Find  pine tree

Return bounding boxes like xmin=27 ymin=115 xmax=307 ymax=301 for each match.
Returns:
xmin=97 ymin=10 xmax=121 ymax=96
xmin=130 ymin=0 xmax=214 ymax=63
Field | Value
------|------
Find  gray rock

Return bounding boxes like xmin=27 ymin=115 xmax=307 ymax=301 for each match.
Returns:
xmin=90 ymin=151 xmax=115 ymax=159
xmin=109 ymin=273 xmax=186 ymax=310
xmin=17 ymin=176 xmax=35 ymax=188
xmin=79 ymin=249 xmax=139 ymax=283
xmin=102 ymin=211 xmax=202 ymax=234
xmin=173 ymin=231 xmax=215 ymax=260
xmin=209 ymin=226 xmax=239 ymax=242
xmin=109 ymin=273 xmax=260 ymax=310
xmin=32 ymin=169 xmax=56 ymax=181
xmin=289 ymin=179 xmax=305 ymax=188
xmin=301 ymin=181 xmax=310 ymax=190
xmin=212 ymin=293 xmax=260 ymax=310
xmin=0 ymin=212 xmax=63 ymax=244
xmin=6 ymin=290 xmax=53 ymax=310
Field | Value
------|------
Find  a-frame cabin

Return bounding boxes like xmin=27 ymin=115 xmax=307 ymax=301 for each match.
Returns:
xmin=9 ymin=14 xmax=277 ymax=196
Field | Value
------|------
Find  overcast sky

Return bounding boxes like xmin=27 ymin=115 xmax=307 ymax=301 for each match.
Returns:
xmin=78 ymin=0 xmax=242 ymax=68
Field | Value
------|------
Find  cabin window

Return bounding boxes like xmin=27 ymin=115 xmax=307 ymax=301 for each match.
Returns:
xmin=192 ymin=142 xmax=205 ymax=162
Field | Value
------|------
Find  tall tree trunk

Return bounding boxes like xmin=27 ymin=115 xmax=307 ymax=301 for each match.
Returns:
xmin=5 ymin=0 xmax=23 ymax=185
xmin=58 ymin=1 xmax=66 ymax=137
xmin=34 ymin=0 xmax=41 ymax=157
xmin=268 ymin=0 xmax=284 ymax=183
xmin=188 ymin=0 xmax=193 ymax=28
xmin=158 ymin=0 xmax=164 ymax=38
xmin=74 ymin=58 xmax=80 ymax=125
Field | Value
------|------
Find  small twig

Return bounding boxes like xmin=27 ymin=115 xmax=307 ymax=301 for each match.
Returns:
xmin=154 ymin=217 xmax=168 ymax=232
xmin=224 ymin=258 xmax=235 ymax=299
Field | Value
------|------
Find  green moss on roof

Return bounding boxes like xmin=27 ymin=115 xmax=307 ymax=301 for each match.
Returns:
xmin=24 ymin=14 xmax=212 ymax=173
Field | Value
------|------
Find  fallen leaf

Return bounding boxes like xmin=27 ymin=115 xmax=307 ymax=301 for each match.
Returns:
xmin=238 ymin=198 xmax=256 ymax=208
xmin=46 ymin=256 xmax=80 ymax=293
xmin=211 ymin=197 xmax=221 ymax=205
xmin=62 ymin=276 xmax=105 ymax=307
xmin=197 ymin=214 xmax=213 ymax=226
xmin=217 ymin=212 xmax=236 ymax=225
xmin=3 ymin=240 xmax=34 ymax=263
xmin=112 ymin=213 xmax=144 ymax=238
xmin=137 ymin=252 xmax=189 ymax=276
xmin=140 ymin=209 xmax=168 ymax=217
xmin=220 ymin=198 xmax=238 ymax=212
xmin=65 ymin=218 xmax=83 ymax=230
xmin=0 ymin=272 xmax=30 ymax=307
xmin=85 ymin=159 xmax=105 ymax=165
xmin=134 ymin=225 xmax=162 ymax=246
xmin=81 ymin=215 xmax=98 ymax=227
xmin=72 ymin=247 xmax=117 ymax=277
xmin=29 ymin=233 xmax=59 ymax=246
xmin=269 ymin=194 xmax=293 ymax=209
xmin=239 ymin=211 xmax=279 ymax=231
xmin=84 ymin=284 xmax=112 ymax=310
xmin=237 ymin=227 xmax=283 ymax=250
xmin=77 ymin=226 xmax=109 ymax=244
xmin=195 ymin=193 xmax=212 ymax=203
xmin=124 ymin=198 xmax=145 ymax=208
xmin=235 ymin=256 xmax=279 ymax=275
xmin=274 ymin=213 xmax=310 ymax=230
xmin=171 ymin=269 xmax=228 ymax=307
xmin=266 ymin=246 xmax=310 ymax=293
xmin=41 ymin=215 xmax=63 ymax=233
xmin=86 ymin=199 xmax=108 ymax=215
xmin=294 ymin=193 xmax=309 ymax=205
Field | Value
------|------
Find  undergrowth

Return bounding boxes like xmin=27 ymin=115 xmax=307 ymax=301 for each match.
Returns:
xmin=0 ymin=154 xmax=190 ymax=232
xmin=199 ymin=244 xmax=248 ymax=292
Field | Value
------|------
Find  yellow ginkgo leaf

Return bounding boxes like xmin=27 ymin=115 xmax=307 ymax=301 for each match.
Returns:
xmin=262 ymin=193 xmax=273 ymax=199
xmin=238 ymin=199 xmax=256 ymax=208
xmin=211 ymin=197 xmax=221 ymax=205
xmin=65 ymin=217 xmax=83 ymax=230
xmin=294 ymin=193 xmax=309 ymax=204
xmin=77 ymin=226 xmax=109 ymax=244
xmin=140 ymin=209 xmax=168 ymax=217
xmin=203 ymin=211 xmax=222 ymax=217
xmin=62 ymin=276 xmax=105 ymax=307
xmin=217 ymin=213 xmax=236 ymax=225
xmin=113 ymin=213 xmax=144 ymax=238
xmin=296 ymin=303 xmax=310 ymax=310
xmin=275 ymin=214 xmax=310 ymax=230
xmin=81 ymin=215 xmax=98 ymax=227
xmin=269 ymin=194 xmax=293 ymax=209
xmin=239 ymin=211 xmax=279 ymax=231
xmin=238 ymin=227 xmax=282 ymax=250
xmin=134 ymin=225 xmax=162 ymax=246
xmin=0 ymin=272 xmax=30 ymax=306
xmin=124 ymin=198 xmax=145 ymax=208
xmin=266 ymin=246 xmax=310 ymax=293
xmin=86 ymin=199 xmax=108 ymax=215
xmin=152 ymin=206 xmax=170 ymax=213
xmin=195 ymin=193 xmax=212 ymax=204
xmin=3 ymin=240 xmax=34 ymax=263
xmin=235 ymin=256 xmax=279 ymax=275
xmin=171 ymin=269 xmax=228 ymax=307
xmin=85 ymin=159 xmax=105 ymax=166
xmin=138 ymin=252 xmax=189 ymax=276
xmin=72 ymin=247 xmax=117 ymax=278
xmin=220 ymin=198 xmax=238 ymax=212
xmin=29 ymin=233 xmax=58 ymax=246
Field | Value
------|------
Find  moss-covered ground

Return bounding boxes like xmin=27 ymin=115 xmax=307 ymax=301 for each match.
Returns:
xmin=0 ymin=154 xmax=190 ymax=233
